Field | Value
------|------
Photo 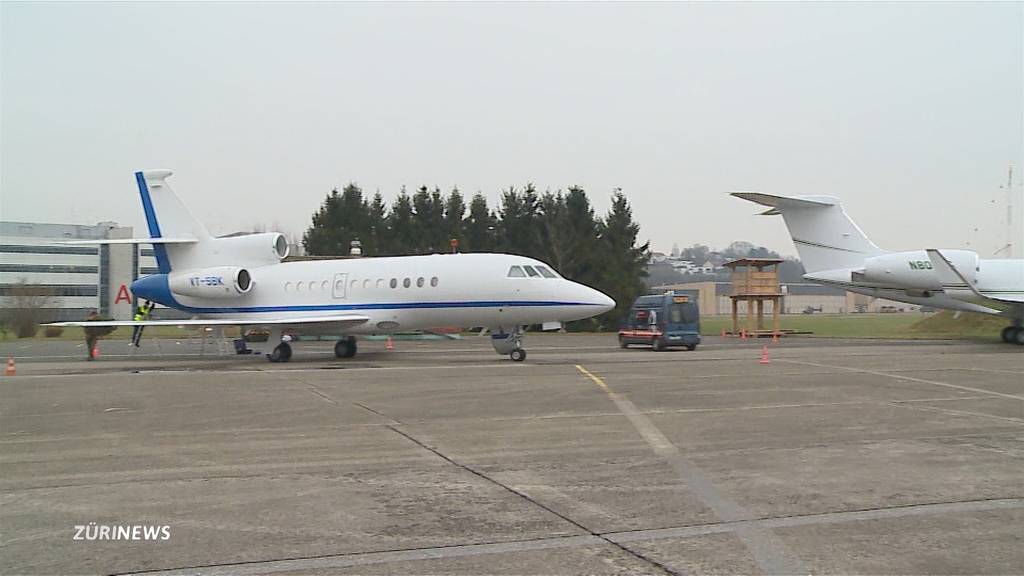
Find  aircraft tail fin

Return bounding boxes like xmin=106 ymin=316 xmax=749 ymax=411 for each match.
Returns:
xmin=135 ymin=170 xmax=211 ymax=273
xmin=730 ymin=192 xmax=884 ymax=273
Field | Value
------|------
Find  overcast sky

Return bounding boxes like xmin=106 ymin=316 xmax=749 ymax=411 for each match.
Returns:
xmin=2 ymin=1 xmax=1022 ymax=258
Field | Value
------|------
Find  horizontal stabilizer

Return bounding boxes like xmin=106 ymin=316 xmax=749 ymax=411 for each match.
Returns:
xmin=730 ymin=192 xmax=836 ymax=211
xmin=45 ymin=314 xmax=370 ymax=328
xmin=58 ymin=237 xmax=199 ymax=245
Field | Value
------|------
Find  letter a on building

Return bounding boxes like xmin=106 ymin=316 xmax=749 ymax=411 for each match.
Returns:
xmin=115 ymin=284 xmax=132 ymax=304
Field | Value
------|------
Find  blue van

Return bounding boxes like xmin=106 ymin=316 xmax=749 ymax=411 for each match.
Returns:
xmin=618 ymin=291 xmax=701 ymax=351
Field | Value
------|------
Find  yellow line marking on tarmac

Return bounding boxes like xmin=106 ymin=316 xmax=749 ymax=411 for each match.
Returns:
xmin=574 ymin=364 xmax=806 ymax=576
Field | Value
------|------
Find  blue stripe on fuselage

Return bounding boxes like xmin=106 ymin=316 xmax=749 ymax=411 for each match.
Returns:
xmin=130 ymin=273 xmax=594 ymax=315
xmin=135 ymin=171 xmax=171 ymax=274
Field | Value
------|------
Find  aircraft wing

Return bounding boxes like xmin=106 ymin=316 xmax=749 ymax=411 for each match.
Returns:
xmin=44 ymin=315 xmax=371 ymax=328
xmin=926 ymin=249 xmax=1024 ymax=305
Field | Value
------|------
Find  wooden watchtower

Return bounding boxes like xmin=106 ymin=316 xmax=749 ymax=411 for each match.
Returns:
xmin=725 ymin=258 xmax=783 ymax=336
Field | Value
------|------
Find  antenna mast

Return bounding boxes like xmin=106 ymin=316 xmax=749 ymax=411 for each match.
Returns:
xmin=994 ymin=164 xmax=1018 ymax=258
xmin=1007 ymin=165 xmax=1017 ymax=259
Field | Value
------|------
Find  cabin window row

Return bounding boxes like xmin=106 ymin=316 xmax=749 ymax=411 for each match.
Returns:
xmin=283 ymin=276 xmax=440 ymax=292
xmin=389 ymin=276 xmax=439 ymax=289
xmin=507 ymin=265 xmax=557 ymax=278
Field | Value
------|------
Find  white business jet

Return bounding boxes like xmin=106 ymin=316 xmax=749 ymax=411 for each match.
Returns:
xmin=732 ymin=192 xmax=1024 ymax=345
xmin=48 ymin=170 xmax=615 ymax=362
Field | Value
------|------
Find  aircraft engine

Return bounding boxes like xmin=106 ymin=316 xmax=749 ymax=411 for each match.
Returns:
xmin=168 ymin=266 xmax=253 ymax=299
xmin=858 ymin=249 xmax=978 ymax=290
xmin=210 ymin=232 xmax=289 ymax=265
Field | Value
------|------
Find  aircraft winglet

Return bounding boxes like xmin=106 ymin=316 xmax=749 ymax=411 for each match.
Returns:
xmin=927 ymin=249 xmax=1024 ymax=305
xmin=926 ymin=249 xmax=978 ymax=294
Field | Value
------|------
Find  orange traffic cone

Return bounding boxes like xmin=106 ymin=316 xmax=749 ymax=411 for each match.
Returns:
xmin=720 ymin=328 xmax=727 ymax=338
xmin=386 ymin=336 xmax=394 ymax=351
xmin=4 ymin=357 xmax=15 ymax=376
xmin=740 ymin=330 xmax=747 ymax=340
xmin=92 ymin=344 xmax=100 ymax=359
xmin=759 ymin=345 xmax=770 ymax=365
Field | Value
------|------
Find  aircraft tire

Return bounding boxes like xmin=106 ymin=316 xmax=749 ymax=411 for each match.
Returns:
xmin=334 ymin=338 xmax=357 ymax=358
xmin=268 ymin=342 xmax=292 ymax=363
xmin=1001 ymin=326 xmax=1019 ymax=344
xmin=1014 ymin=328 xmax=1024 ymax=346
xmin=510 ymin=348 xmax=527 ymax=362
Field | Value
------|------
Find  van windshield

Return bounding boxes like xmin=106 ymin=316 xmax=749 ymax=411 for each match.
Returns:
xmin=670 ymin=302 xmax=698 ymax=325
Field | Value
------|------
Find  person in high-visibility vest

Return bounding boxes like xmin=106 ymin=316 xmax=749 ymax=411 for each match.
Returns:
xmin=130 ymin=301 xmax=155 ymax=347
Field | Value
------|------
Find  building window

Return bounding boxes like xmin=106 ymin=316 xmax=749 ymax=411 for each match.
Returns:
xmin=99 ymin=244 xmax=109 ymax=315
xmin=0 ymin=244 xmax=98 ymax=255
xmin=0 ymin=284 xmax=99 ymax=297
xmin=0 ymin=264 xmax=99 ymax=274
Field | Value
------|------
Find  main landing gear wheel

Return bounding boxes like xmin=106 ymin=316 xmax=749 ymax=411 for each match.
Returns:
xmin=334 ymin=337 xmax=357 ymax=358
xmin=510 ymin=348 xmax=527 ymax=362
xmin=1000 ymin=326 xmax=1022 ymax=344
xmin=1013 ymin=328 xmax=1024 ymax=346
xmin=268 ymin=342 xmax=292 ymax=363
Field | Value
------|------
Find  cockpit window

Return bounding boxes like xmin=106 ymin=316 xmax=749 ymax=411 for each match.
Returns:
xmin=535 ymin=266 xmax=557 ymax=278
xmin=523 ymin=265 xmax=540 ymax=277
xmin=508 ymin=266 xmax=526 ymax=277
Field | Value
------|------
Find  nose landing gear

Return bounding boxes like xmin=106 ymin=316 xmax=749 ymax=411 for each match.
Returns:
xmin=492 ymin=327 xmax=527 ymax=361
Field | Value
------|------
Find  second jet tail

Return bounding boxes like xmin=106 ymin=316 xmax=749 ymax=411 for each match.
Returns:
xmin=730 ymin=192 xmax=885 ymax=274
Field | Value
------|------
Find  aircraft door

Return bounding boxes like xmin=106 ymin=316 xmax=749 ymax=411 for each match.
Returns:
xmin=332 ymin=273 xmax=348 ymax=299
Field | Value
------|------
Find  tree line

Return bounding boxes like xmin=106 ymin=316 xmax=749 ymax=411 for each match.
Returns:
xmin=302 ymin=184 xmax=650 ymax=328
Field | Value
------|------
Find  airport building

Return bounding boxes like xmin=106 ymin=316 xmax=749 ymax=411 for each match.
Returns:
xmin=653 ymin=281 xmax=923 ymax=315
xmin=0 ymin=221 xmax=162 ymax=321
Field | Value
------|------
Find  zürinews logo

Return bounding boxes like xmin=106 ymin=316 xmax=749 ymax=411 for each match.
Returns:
xmin=73 ymin=523 xmax=170 ymax=541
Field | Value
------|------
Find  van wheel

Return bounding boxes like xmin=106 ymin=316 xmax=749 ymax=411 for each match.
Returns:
xmin=685 ymin=344 xmax=697 ymax=351
xmin=652 ymin=337 xmax=666 ymax=351
xmin=618 ymin=335 xmax=628 ymax=349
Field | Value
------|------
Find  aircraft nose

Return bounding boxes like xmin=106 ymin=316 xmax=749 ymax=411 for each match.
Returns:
xmin=595 ymin=289 xmax=615 ymax=312
xmin=582 ymin=285 xmax=615 ymax=313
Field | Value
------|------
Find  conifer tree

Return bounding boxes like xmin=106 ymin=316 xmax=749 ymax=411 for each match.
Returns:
xmin=444 ymin=188 xmax=466 ymax=251
xmin=464 ymin=193 xmax=496 ymax=252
